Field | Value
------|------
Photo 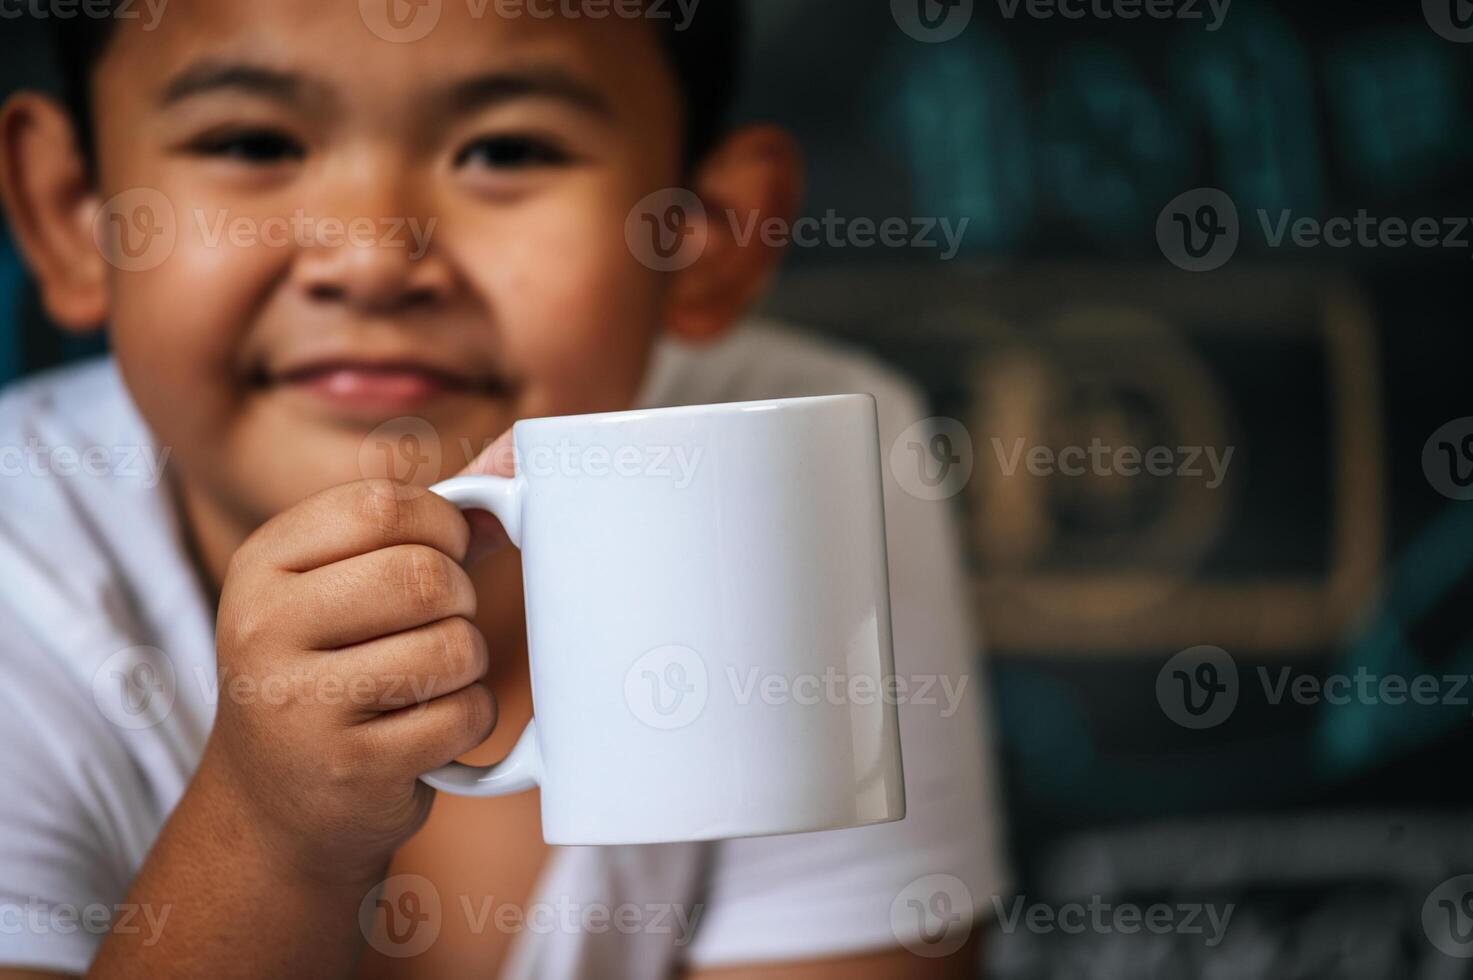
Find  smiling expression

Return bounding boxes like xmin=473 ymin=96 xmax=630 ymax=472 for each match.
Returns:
xmin=83 ymin=0 xmax=688 ymax=530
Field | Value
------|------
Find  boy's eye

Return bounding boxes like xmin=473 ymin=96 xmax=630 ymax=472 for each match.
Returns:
xmin=190 ymin=129 xmax=305 ymax=164
xmin=455 ymin=135 xmax=572 ymax=171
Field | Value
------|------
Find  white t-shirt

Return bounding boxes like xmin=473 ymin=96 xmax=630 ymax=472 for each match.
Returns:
xmin=0 ymin=321 xmax=1007 ymax=977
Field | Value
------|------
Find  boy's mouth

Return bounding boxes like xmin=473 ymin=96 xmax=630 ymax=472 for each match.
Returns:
xmin=267 ymin=359 xmax=513 ymax=419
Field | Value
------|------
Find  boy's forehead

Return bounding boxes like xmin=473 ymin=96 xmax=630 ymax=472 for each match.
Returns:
xmin=102 ymin=0 xmax=673 ymax=109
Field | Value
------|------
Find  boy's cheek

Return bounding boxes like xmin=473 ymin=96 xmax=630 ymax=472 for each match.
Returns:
xmin=452 ymin=209 xmax=665 ymax=405
xmin=107 ymin=237 xmax=271 ymax=391
xmin=493 ymin=259 xmax=661 ymax=413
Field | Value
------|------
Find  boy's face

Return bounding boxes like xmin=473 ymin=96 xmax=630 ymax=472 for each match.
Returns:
xmin=85 ymin=0 xmax=688 ymax=525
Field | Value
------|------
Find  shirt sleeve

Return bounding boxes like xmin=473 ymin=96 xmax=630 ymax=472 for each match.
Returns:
xmin=0 ymin=650 xmax=137 ymax=975
xmin=681 ymin=377 xmax=1010 ymax=968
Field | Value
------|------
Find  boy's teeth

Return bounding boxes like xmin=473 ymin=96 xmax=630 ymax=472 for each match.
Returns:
xmin=300 ymin=367 xmax=446 ymax=403
xmin=334 ymin=368 xmax=425 ymax=392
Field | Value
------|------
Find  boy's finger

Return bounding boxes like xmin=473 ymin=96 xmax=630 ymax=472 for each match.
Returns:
xmin=328 ymin=617 xmax=490 ymax=713
xmin=363 ymin=682 xmax=500 ymax=778
xmin=247 ymin=479 xmax=472 ymax=573
xmin=292 ymin=544 xmax=478 ymax=648
xmin=457 ymin=428 xmax=516 ymax=564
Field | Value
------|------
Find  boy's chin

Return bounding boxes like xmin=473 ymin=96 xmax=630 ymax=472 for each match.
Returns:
xmin=253 ymin=379 xmax=513 ymax=459
xmin=218 ymin=409 xmax=504 ymax=517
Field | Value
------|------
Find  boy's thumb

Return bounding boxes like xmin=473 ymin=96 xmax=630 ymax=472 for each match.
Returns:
xmin=455 ymin=428 xmax=516 ymax=565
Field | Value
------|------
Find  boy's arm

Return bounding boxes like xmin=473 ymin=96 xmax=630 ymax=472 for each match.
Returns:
xmin=0 ymin=478 xmax=498 ymax=980
xmin=81 ymin=754 xmax=384 ymax=979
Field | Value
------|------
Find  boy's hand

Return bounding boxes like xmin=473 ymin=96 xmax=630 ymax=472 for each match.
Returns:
xmin=203 ymin=476 xmax=499 ymax=885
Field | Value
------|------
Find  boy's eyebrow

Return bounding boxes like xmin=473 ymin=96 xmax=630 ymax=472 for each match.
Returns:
xmin=159 ymin=61 xmax=323 ymax=108
xmin=444 ymin=68 xmax=613 ymax=119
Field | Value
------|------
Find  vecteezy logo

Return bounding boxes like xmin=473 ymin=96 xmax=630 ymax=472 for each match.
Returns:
xmin=890 ymin=418 xmax=974 ymax=501
xmin=92 ymin=646 xmax=177 ymax=730
xmin=359 ymin=0 xmax=441 ymax=42
xmin=358 ymin=417 xmax=444 ymax=498
xmin=625 ymin=188 xmax=708 ymax=272
xmin=1156 ymin=188 xmax=1240 ymax=272
xmin=914 ymin=435 xmax=961 ymax=487
xmin=1156 ymin=645 xmax=1238 ymax=729
xmin=93 ymin=188 xmax=177 ymax=273
xmin=890 ymin=0 xmax=973 ymax=42
xmin=1423 ymin=418 xmax=1473 ymax=500
xmin=112 ymin=210 xmax=161 ymax=258
xmin=120 ymin=664 xmax=163 ymax=714
xmin=1425 ymin=0 xmax=1473 ymax=41
xmin=1438 ymin=438 xmax=1473 ymax=487
xmin=359 ymin=874 xmax=442 ymax=958
xmin=890 ymin=874 xmax=972 ymax=958
xmin=624 ymin=644 xmax=708 ymax=730
xmin=1424 ymin=875 xmax=1473 ymax=957
xmin=379 ymin=891 xmax=429 ymax=943
xmin=647 ymin=208 xmax=694 ymax=259
xmin=917 ymin=0 xmax=964 ymax=30
xmin=1175 ymin=208 xmax=1227 ymax=258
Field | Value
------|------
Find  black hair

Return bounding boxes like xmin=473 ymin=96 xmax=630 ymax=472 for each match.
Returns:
xmin=50 ymin=1 xmax=743 ymax=174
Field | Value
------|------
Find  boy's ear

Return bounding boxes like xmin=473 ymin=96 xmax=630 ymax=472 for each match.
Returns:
xmin=0 ymin=92 xmax=108 ymax=333
xmin=663 ymin=124 xmax=802 ymax=344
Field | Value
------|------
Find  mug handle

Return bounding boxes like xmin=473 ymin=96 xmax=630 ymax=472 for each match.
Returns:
xmin=417 ymin=475 xmax=543 ymax=797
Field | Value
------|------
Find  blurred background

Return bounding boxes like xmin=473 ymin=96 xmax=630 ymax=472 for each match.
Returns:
xmin=4 ymin=1 xmax=1472 ymax=976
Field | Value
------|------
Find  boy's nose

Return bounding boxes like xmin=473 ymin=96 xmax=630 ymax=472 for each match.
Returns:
xmin=292 ymin=226 xmax=452 ymax=314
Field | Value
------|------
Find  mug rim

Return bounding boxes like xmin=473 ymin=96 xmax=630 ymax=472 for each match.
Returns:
xmin=513 ymin=391 xmax=873 ymax=434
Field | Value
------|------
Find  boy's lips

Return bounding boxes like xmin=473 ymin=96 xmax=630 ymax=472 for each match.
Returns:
xmin=270 ymin=360 xmax=509 ymax=417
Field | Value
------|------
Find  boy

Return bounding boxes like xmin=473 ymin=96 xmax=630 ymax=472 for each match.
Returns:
xmin=0 ymin=1 xmax=1005 ymax=976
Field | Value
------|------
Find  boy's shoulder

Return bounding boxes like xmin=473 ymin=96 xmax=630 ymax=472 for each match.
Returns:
xmin=0 ymin=357 xmax=192 ymax=667
xmin=0 ymin=356 xmax=149 ymax=462
xmin=641 ymin=319 xmax=928 ymax=428
xmin=0 ymin=356 xmax=172 ymax=538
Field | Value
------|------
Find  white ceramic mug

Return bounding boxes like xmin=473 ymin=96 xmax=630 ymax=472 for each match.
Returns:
xmin=421 ymin=393 xmax=906 ymax=845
